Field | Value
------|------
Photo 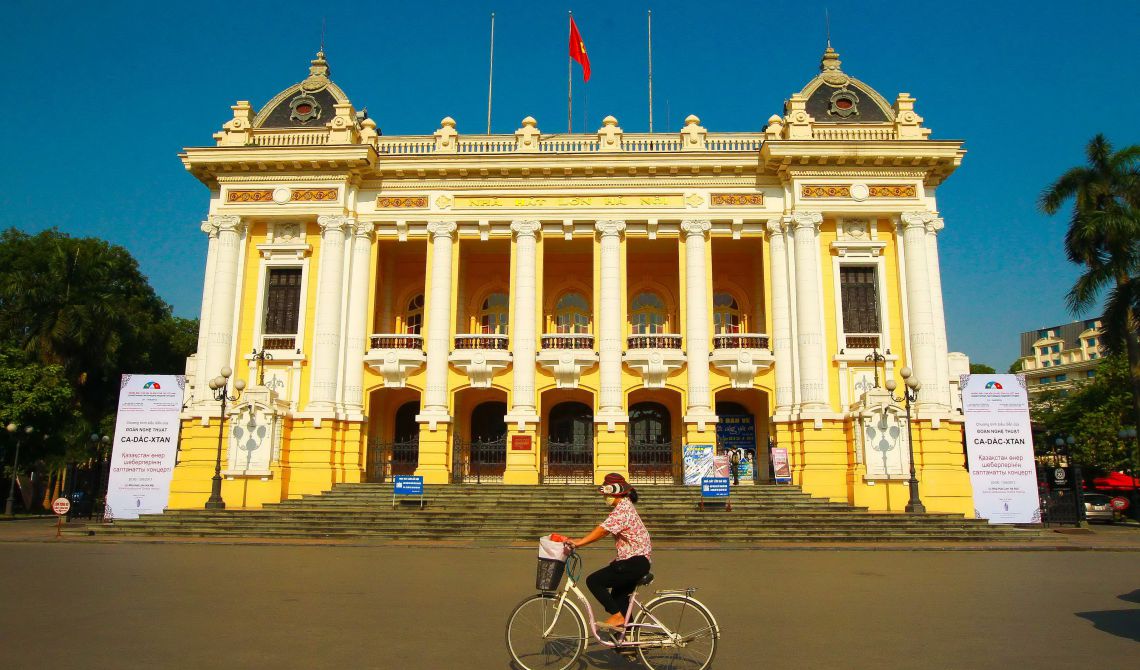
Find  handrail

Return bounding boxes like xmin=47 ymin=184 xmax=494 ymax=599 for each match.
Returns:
xmin=541 ymin=334 xmax=595 ymax=350
xmin=713 ymin=333 xmax=770 ymax=349
xmin=627 ymin=334 xmax=683 ymax=350
xmin=454 ymin=334 xmax=510 ymax=350
xmin=369 ymin=334 xmax=424 ymax=350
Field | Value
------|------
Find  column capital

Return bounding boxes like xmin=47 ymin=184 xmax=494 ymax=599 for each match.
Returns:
xmin=680 ymin=219 xmax=711 ymax=238
xmin=200 ymin=220 xmax=219 ymax=238
xmin=764 ymin=218 xmax=786 ymax=237
xmin=317 ymin=214 xmax=353 ymax=234
xmin=595 ymin=220 xmax=626 ymax=237
xmin=351 ymin=220 xmax=376 ymax=239
xmin=510 ymin=220 xmax=541 ymax=237
xmin=900 ymin=210 xmax=936 ymax=229
xmin=926 ymin=217 xmax=945 ymax=235
xmin=427 ymin=220 xmax=457 ymax=239
xmin=209 ymin=214 xmax=244 ymax=234
xmin=790 ymin=211 xmax=822 ymax=231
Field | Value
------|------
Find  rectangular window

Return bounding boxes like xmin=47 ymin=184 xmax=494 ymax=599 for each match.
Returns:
xmin=1086 ymin=337 xmax=1097 ymax=347
xmin=839 ymin=266 xmax=880 ymax=335
xmin=1090 ymin=352 xmax=1099 ymax=359
xmin=1056 ymin=374 xmax=1067 ymax=382
xmin=1040 ymin=377 xmax=1051 ymax=384
xmin=264 ymin=268 xmax=303 ymax=335
xmin=1042 ymin=361 xmax=1050 ymax=367
xmin=1087 ymin=370 xmax=1096 ymax=378
xmin=1051 ymin=344 xmax=1061 ymax=354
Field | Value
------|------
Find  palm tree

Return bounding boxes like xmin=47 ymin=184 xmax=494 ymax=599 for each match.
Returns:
xmin=1040 ymin=134 xmax=1140 ymax=440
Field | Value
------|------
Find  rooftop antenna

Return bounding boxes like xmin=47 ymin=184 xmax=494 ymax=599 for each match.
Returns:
xmin=825 ymin=8 xmax=831 ymax=48
xmin=320 ymin=17 xmax=326 ymax=53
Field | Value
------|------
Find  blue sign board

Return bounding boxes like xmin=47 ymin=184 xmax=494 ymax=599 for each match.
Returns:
xmin=701 ymin=477 xmax=730 ymax=498
xmin=394 ymin=476 xmax=424 ymax=496
xmin=716 ymin=415 xmax=755 ymax=450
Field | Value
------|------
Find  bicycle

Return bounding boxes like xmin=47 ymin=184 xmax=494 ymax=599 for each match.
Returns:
xmin=506 ymin=546 xmax=720 ymax=670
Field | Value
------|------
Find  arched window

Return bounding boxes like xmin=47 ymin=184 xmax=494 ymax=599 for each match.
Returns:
xmin=479 ymin=292 xmax=509 ymax=334
xmin=404 ymin=294 xmax=424 ymax=334
xmin=713 ymin=293 xmax=741 ymax=334
xmin=629 ymin=402 xmax=672 ymax=444
xmin=630 ymin=291 xmax=666 ymax=334
xmin=554 ymin=292 xmax=590 ymax=333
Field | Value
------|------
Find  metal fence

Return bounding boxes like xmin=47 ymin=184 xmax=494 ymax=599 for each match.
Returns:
xmin=628 ymin=440 xmax=681 ymax=484
xmin=367 ymin=440 xmax=419 ymax=483
xmin=541 ymin=440 xmax=594 ymax=484
xmin=451 ymin=439 xmax=507 ymax=483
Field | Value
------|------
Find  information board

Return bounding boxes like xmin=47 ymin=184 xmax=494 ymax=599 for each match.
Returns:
xmin=682 ymin=445 xmax=715 ymax=486
xmin=104 ymin=374 xmax=186 ymax=520
xmin=393 ymin=475 xmax=424 ymax=495
xmin=701 ymin=477 xmax=730 ymax=497
xmin=962 ymin=374 xmax=1040 ymax=523
xmin=770 ymin=448 xmax=791 ymax=483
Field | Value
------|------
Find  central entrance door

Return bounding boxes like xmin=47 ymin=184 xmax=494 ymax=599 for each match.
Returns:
xmin=628 ymin=401 xmax=678 ymax=483
xmin=453 ymin=400 xmax=507 ymax=483
xmin=543 ymin=401 xmax=594 ymax=484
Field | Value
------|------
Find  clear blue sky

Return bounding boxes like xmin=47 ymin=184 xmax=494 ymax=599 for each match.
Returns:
xmin=3 ymin=0 xmax=1138 ymax=370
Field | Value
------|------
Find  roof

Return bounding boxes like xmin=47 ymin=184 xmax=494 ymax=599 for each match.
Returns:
xmin=252 ymin=51 xmax=352 ymax=129
xmin=794 ymin=46 xmax=894 ymax=124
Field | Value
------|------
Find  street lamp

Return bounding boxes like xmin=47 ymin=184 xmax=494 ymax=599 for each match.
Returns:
xmin=1118 ymin=426 xmax=1139 ymax=520
xmin=91 ymin=432 xmax=111 ymax=517
xmin=864 ymin=347 xmax=890 ymax=388
xmin=205 ymin=366 xmax=245 ymax=510
xmin=4 ymin=423 xmax=34 ymax=516
xmin=886 ymin=366 xmax=926 ymax=513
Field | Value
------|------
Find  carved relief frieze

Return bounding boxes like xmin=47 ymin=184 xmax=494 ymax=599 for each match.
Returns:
xmin=376 ymin=196 xmax=429 ymax=208
xmin=711 ymin=193 xmax=765 ymax=207
xmin=227 ymin=188 xmax=339 ymax=204
xmin=801 ymin=184 xmax=917 ymax=199
xmin=801 ymin=184 xmax=851 ymax=198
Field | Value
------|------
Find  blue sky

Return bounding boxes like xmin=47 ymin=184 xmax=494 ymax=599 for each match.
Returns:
xmin=3 ymin=0 xmax=1138 ymax=369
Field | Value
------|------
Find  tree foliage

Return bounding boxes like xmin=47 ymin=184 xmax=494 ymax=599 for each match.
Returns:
xmin=969 ymin=363 xmax=996 ymax=375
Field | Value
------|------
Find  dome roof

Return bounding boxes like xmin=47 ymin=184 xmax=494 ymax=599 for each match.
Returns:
xmin=795 ymin=46 xmax=894 ymax=124
xmin=252 ymin=51 xmax=352 ymax=129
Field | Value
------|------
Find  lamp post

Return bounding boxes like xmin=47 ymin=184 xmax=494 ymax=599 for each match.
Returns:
xmin=864 ymin=347 xmax=889 ymax=388
xmin=251 ymin=348 xmax=273 ymax=386
xmin=886 ymin=366 xmax=926 ymax=513
xmin=4 ymin=423 xmax=34 ymax=516
xmin=205 ymin=366 xmax=244 ymax=510
xmin=1119 ymin=426 xmax=1139 ymax=520
xmin=91 ymin=432 xmax=111 ymax=518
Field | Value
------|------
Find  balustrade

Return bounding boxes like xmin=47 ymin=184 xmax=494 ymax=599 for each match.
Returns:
xmin=541 ymin=334 xmax=595 ymax=350
xmin=627 ymin=334 xmax=683 ymax=350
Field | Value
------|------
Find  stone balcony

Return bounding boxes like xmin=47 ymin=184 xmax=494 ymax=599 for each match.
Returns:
xmin=710 ymin=333 xmax=774 ymax=389
xmin=537 ymin=334 xmax=598 ymax=389
xmin=363 ymin=334 xmax=425 ymax=388
xmin=449 ymin=334 xmax=511 ymax=388
xmin=624 ymin=334 xmax=685 ymax=389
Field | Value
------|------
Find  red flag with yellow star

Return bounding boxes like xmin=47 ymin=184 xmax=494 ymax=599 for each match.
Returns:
xmin=569 ymin=17 xmax=590 ymax=82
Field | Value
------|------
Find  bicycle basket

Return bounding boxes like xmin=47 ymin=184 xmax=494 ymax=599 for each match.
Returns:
xmin=536 ymin=557 xmax=566 ymax=591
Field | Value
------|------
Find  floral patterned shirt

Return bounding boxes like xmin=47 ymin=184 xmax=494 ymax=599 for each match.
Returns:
xmin=602 ymin=498 xmax=652 ymax=562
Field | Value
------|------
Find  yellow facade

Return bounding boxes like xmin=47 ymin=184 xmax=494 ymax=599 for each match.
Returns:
xmin=170 ymin=47 xmax=973 ymax=515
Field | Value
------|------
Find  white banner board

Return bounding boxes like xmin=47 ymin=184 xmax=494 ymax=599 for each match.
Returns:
xmin=104 ymin=374 xmax=186 ymax=520
xmin=962 ymin=374 xmax=1040 ymax=524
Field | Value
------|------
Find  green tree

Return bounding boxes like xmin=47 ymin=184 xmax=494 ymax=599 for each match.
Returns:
xmin=1033 ymin=355 xmax=1134 ymax=473
xmin=1040 ymin=134 xmax=1140 ymax=468
xmin=969 ymin=363 xmax=996 ymax=374
xmin=0 ymin=347 xmax=77 ymax=474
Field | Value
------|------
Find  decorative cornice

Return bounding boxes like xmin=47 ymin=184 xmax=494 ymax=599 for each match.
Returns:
xmin=595 ymin=220 xmax=626 ymax=237
xmin=426 ymin=221 xmax=458 ymax=239
xmin=510 ymin=220 xmax=541 ymax=237
xmin=317 ymin=214 xmax=352 ymax=234
xmin=680 ymin=219 xmax=712 ymax=238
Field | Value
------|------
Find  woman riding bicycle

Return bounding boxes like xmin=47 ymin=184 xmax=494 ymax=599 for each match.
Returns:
xmin=563 ymin=472 xmax=652 ymax=631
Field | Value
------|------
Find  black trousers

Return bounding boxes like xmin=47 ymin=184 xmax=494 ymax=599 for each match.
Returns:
xmin=585 ymin=555 xmax=651 ymax=617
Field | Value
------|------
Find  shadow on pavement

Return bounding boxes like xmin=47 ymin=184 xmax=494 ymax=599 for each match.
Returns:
xmin=1075 ymin=588 xmax=1140 ymax=643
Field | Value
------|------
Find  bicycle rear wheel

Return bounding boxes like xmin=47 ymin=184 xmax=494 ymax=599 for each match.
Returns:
xmin=506 ymin=593 xmax=586 ymax=670
xmin=633 ymin=595 xmax=718 ymax=670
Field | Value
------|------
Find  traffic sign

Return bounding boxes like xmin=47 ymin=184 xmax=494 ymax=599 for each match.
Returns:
xmin=51 ymin=497 xmax=70 ymax=515
xmin=1110 ymin=496 xmax=1130 ymax=511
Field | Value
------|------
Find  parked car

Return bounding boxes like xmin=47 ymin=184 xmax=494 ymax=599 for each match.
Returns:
xmin=1083 ymin=493 xmax=1115 ymax=523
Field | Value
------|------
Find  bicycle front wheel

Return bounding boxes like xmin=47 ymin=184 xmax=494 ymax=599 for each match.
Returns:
xmin=633 ymin=595 xmax=718 ymax=670
xmin=506 ymin=593 xmax=586 ymax=670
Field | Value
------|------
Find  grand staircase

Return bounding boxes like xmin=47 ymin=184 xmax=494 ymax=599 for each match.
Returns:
xmin=74 ymin=483 xmax=1043 ymax=543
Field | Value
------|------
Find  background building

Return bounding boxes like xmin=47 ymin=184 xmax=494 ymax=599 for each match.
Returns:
xmin=171 ymin=46 xmax=974 ymax=514
xmin=1016 ymin=318 xmax=1104 ymax=397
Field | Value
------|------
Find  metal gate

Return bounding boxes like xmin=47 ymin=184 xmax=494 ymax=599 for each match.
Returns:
xmin=367 ymin=439 xmax=420 ymax=483
xmin=628 ymin=440 xmax=680 ymax=484
xmin=542 ymin=440 xmax=594 ymax=484
xmin=1038 ymin=465 xmax=1087 ymax=526
xmin=451 ymin=438 xmax=507 ymax=483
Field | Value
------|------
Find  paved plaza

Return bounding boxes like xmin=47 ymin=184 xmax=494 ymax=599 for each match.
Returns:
xmin=1 ymin=524 xmax=1138 ymax=669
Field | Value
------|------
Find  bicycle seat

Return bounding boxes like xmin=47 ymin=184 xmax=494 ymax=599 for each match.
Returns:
xmin=638 ymin=573 xmax=654 ymax=586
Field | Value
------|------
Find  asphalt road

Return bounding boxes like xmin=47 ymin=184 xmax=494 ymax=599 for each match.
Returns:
xmin=0 ymin=543 xmax=1137 ymax=669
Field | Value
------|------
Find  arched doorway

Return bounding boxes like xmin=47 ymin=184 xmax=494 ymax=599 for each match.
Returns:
xmin=365 ymin=388 xmax=420 ymax=483
xmin=544 ymin=401 xmax=593 ymax=484
xmin=715 ymin=401 xmax=755 ymax=483
xmin=454 ymin=400 xmax=507 ymax=483
xmin=629 ymin=401 xmax=677 ymax=483
xmin=388 ymin=401 xmax=420 ymax=477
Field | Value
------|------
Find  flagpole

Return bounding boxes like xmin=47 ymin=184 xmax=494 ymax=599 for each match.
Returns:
xmin=568 ymin=11 xmax=573 ymax=134
xmin=648 ymin=10 xmax=653 ymax=133
xmin=487 ymin=12 xmax=495 ymax=135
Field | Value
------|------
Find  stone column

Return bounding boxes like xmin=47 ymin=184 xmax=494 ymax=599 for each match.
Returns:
xmin=193 ymin=219 xmax=220 ymax=406
xmin=202 ymin=214 xmax=246 ymax=411
xmin=306 ymin=215 xmax=351 ymax=412
xmin=791 ymin=211 xmax=828 ymax=409
xmin=595 ymin=220 xmax=628 ymax=426
xmin=341 ymin=221 xmax=375 ymax=415
xmin=899 ymin=211 xmax=940 ymax=409
xmin=506 ymin=220 xmax=541 ymax=424
xmin=681 ymin=220 xmax=716 ymax=429
xmin=416 ymin=221 xmax=458 ymax=427
xmin=925 ymin=216 xmax=951 ymax=411
xmin=766 ymin=218 xmax=795 ymax=413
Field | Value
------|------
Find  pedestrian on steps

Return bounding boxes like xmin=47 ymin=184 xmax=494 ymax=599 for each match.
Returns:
xmin=729 ymin=449 xmax=741 ymax=486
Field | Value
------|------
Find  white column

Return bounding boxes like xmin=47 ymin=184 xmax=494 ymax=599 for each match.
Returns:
xmin=682 ymin=219 xmax=716 ymax=427
xmin=766 ymin=218 xmax=795 ymax=413
xmin=306 ymin=214 xmax=351 ymax=411
xmin=899 ymin=211 xmax=940 ymax=410
xmin=925 ymin=216 xmax=952 ymax=411
xmin=791 ymin=211 xmax=828 ymax=409
xmin=416 ymin=221 xmax=457 ymax=427
xmin=202 ymin=214 xmax=245 ymax=409
xmin=506 ymin=220 xmax=541 ymax=425
xmin=341 ymin=221 xmax=375 ymax=414
xmin=595 ymin=220 xmax=628 ymax=426
xmin=193 ymin=220 xmax=220 ymax=406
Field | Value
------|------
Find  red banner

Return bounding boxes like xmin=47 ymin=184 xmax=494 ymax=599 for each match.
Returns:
xmin=569 ymin=17 xmax=591 ymax=82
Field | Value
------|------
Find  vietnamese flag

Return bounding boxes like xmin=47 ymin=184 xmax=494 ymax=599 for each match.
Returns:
xmin=569 ymin=17 xmax=591 ymax=82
